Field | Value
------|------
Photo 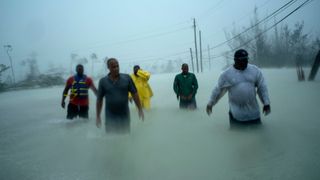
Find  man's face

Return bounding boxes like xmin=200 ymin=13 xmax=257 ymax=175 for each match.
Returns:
xmin=108 ymin=60 xmax=120 ymax=76
xmin=181 ymin=64 xmax=189 ymax=74
xmin=234 ymin=58 xmax=248 ymax=70
xmin=76 ymin=66 xmax=84 ymax=76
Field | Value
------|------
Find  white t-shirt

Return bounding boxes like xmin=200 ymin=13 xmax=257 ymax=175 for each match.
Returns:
xmin=208 ymin=64 xmax=270 ymax=121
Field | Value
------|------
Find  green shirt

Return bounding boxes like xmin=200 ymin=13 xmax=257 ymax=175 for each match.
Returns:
xmin=173 ymin=72 xmax=198 ymax=97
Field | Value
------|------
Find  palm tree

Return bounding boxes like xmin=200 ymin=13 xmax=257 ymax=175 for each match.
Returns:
xmin=70 ymin=53 xmax=78 ymax=75
xmin=90 ymin=53 xmax=98 ymax=77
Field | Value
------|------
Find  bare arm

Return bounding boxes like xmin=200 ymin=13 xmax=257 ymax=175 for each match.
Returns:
xmin=90 ymin=84 xmax=98 ymax=96
xmin=96 ymin=99 xmax=103 ymax=128
xmin=61 ymin=85 xmax=70 ymax=108
xmin=132 ymin=92 xmax=144 ymax=121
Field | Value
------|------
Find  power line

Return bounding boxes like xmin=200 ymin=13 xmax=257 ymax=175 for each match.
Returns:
xmin=206 ymin=0 xmax=272 ymax=39
xmin=119 ymin=40 xmax=194 ymax=60
xmin=112 ymin=0 xmax=301 ymax=66
xmin=71 ymin=25 xmax=192 ymax=53
xmin=72 ymin=1 xmax=226 ymax=55
xmin=197 ymin=0 xmax=226 ymax=20
xmin=232 ymin=0 xmax=312 ymax=50
xmin=224 ymin=0 xmax=272 ymax=29
xmin=123 ymin=20 xmax=191 ymax=38
xmin=121 ymin=49 xmax=190 ymax=63
xmin=210 ymin=0 xmax=298 ymax=49
xmin=122 ymin=0 xmax=273 ymax=64
xmin=211 ymin=0 xmax=313 ymax=60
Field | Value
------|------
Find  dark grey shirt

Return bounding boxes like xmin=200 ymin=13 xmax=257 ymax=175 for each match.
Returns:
xmin=97 ymin=73 xmax=137 ymax=119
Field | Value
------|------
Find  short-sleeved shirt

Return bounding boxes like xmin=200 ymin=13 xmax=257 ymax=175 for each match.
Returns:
xmin=97 ymin=73 xmax=137 ymax=121
xmin=66 ymin=75 xmax=93 ymax=106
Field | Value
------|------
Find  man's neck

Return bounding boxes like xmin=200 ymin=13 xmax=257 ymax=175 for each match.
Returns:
xmin=108 ymin=73 xmax=119 ymax=81
xmin=233 ymin=65 xmax=246 ymax=71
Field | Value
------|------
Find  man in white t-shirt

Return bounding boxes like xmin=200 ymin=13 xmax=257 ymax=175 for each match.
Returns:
xmin=206 ymin=49 xmax=271 ymax=127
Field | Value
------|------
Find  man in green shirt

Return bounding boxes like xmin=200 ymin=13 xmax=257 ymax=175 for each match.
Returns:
xmin=173 ymin=63 xmax=198 ymax=110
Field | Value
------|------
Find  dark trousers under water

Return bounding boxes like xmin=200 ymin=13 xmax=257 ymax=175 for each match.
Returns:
xmin=179 ymin=97 xmax=197 ymax=110
xmin=67 ymin=103 xmax=89 ymax=119
xmin=104 ymin=108 xmax=130 ymax=134
xmin=229 ymin=112 xmax=261 ymax=129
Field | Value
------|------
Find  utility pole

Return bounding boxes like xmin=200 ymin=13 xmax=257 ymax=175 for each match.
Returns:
xmin=90 ymin=53 xmax=97 ymax=78
xmin=199 ymin=30 xmax=203 ymax=73
xmin=189 ymin=48 xmax=194 ymax=72
xmin=308 ymin=50 xmax=320 ymax=81
xmin=207 ymin=45 xmax=211 ymax=71
xmin=3 ymin=45 xmax=15 ymax=85
xmin=193 ymin=18 xmax=199 ymax=73
xmin=92 ymin=60 xmax=94 ymax=77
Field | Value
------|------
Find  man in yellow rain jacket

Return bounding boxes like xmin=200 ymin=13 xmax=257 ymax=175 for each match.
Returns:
xmin=129 ymin=65 xmax=153 ymax=110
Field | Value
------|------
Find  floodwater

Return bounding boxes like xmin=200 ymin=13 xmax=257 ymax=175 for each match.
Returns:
xmin=1 ymin=68 xmax=320 ymax=180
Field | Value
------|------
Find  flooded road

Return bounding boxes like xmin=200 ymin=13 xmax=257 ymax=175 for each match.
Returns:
xmin=1 ymin=69 xmax=320 ymax=180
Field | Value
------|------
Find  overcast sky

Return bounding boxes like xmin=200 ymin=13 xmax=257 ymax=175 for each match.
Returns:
xmin=1 ymin=0 xmax=319 ymax=76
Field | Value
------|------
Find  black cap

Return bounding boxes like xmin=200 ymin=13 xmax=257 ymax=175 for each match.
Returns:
xmin=234 ymin=49 xmax=248 ymax=60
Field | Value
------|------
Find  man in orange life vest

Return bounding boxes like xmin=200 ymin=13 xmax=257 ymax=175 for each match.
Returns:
xmin=61 ymin=64 xmax=98 ymax=119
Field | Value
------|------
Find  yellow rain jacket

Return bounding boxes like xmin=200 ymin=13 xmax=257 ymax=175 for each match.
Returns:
xmin=129 ymin=69 xmax=153 ymax=109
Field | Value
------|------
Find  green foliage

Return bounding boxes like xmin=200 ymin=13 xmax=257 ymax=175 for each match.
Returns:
xmin=21 ymin=53 xmax=40 ymax=80
xmin=0 ymin=64 xmax=10 ymax=91
xmin=13 ymin=74 xmax=65 ymax=90
xmin=1 ymin=55 xmax=65 ymax=92
xmin=0 ymin=64 xmax=10 ymax=74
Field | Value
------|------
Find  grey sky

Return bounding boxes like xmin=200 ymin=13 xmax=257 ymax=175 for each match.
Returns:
xmin=1 ymin=0 xmax=319 ymax=77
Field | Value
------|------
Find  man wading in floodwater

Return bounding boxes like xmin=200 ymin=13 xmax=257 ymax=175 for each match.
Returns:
xmin=96 ymin=58 xmax=144 ymax=133
xmin=61 ymin=64 xmax=97 ymax=120
xmin=206 ymin=49 xmax=271 ymax=128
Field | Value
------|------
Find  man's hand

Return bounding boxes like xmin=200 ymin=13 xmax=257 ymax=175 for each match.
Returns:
xmin=176 ymin=94 xmax=179 ymax=100
xmin=180 ymin=95 xmax=186 ymax=100
xmin=61 ymin=101 xmax=65 ymax=109
xmin=129 ymin=98 xmax=133 ymax=103
xmin=263 ymin=105 xmax=271 ymax=116
xmin=187 ymin=93 xmax=193 ymax=100
xmin=206 ymin=104 xmax=213 ymax=116
xmin=138 ymin=109 xmax=144 ymax=121
xmin=96 ymin=116 xmax=102 ymax=128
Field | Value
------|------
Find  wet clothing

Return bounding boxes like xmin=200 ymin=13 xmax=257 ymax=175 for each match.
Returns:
xmin=173 ymin=72 xmax=198 ymax=109
xmin=208 ymin=64 xmax=270 ymax=121
xmin=97 ymin=73 xmax=137 ymax=133
xmin=67 ymin=103 xmax=89 ymax=119
xmin=65 ymin=74 xmax=93 ymax=119
xmin=66 ymin=75 xmax=93 ymax=106
xmin=229 ymin=111 xmax=261 ymax=128
xmin=129 ymin=69 xmax=153 ymax=109
xmin=179 ymin=96 xmax=197 ymax=109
